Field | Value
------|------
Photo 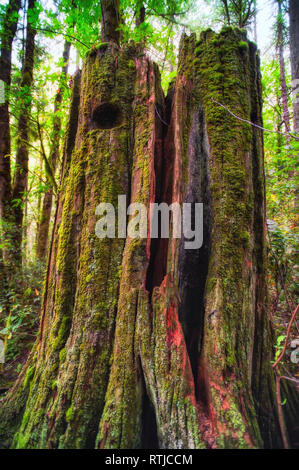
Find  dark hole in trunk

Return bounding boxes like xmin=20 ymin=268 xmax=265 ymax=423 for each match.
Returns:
xmin=178 ymin=106 xmax=211 ymax=402
xmin=139 ymin=358 xmax=159 ymax=449
xmin=91 ymin=102 xmax=123 ymax=129
xmin=146 ymin=91 xmax=174 ymax=293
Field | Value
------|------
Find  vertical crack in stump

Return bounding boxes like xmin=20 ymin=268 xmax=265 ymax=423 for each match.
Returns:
xmin=145 ymin=87 xmax=174 ymax=293
xmin=178 ymin=104 xmax=211 ymax=402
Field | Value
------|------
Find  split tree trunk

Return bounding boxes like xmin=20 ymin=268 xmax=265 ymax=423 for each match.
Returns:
xmin=0 ymin=28 xmax=282 ymax=449
xmin=36 ymin=41 xmax=71 ymax=262
xmin=12 ymin=0 xmax=37 ymax=264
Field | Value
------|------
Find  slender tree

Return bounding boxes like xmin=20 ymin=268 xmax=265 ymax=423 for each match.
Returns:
xmin=275 ymin=0 xmax=290 ymax=134
xmin=12 ymin=0 xmax=37 ymax=264
xmin=135 ymin=1 xmax=145 ymax=26
xmin=219 ymin=0 xmax=256 ymax=28
xmin=0 ymin=0 xmax=22 ymax=220
xmin=36 ymin=40 xmax=71 ymax=262
xmin=100 ymin=0 xmax=121 ymax=43
xmin=288 ymin=0 xmax=299 ymax=229
xmin=253 ymin=0 xmax=257 ymax=42
xmin=289 ymin=0 xmax=299 ymax=133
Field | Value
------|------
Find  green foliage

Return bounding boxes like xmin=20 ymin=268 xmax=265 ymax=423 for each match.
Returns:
xmin=207 ymin=0 xmax=256 ymax=29
xmin=0 ymin=220 xmax=43 ymax=389
xmin=238 ymin=40 xmax=249 ymax=51
xmin=263 ymin=55 xmax=298 ymax=366
xmin=262 ymin=58 xmax=298 ymax=323
xmin=274 ymin=334 xmax=286 ymax=360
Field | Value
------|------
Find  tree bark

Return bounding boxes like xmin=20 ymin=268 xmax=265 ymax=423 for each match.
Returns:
xmin=0 ymin=29 xmax=283 ymax=449
xmin=36 ymin=41 xmax=71 ymax=262
xmin=276 ymin=0 xmax=291 ymax=134
xmin=0 ymin=0 xmax=22 ymax=335
xmin=12 ymin=0 xmax=37 ymax=264
xmin=136 ymin=2 xmax=145 ymax=27
xmin=289 ymin=0 xmax=299 ymax=133
xmin=100 ymin=0 xmax=120 ymax=44
xmin=0 ymin=0 xmax=22 ymax=220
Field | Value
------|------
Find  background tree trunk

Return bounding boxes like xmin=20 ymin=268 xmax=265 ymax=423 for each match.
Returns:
xmin=12 ymin=0 xmax=37 ymax=265
xmin=36 ymin=41 xmax=71 ymax=262
xmin=0 ymin=0 xmax=22 ymax=334
xmin=276 ymin=0 xmax=290 ymax=134
xmin=289 ymin=0 xmax=299 ymax=133
xmin=0 ymin=29 xmax=283 ymax=449
xmin=100 ymin=0 xmax=121 ymax=44
xmin=289 ymin=0 xmax=299 ymax=229
xmin=0 ymin=0 xmax=21 ymax=220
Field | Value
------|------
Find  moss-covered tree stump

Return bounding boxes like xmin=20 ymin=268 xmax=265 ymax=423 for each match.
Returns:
xmin=0 ymin=29 xmax=283 ymax=449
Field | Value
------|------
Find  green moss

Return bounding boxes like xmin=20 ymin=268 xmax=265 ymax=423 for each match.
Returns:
xmin=238 ymin=41 xmax=249 ymax=52
xmin=24 ymin=365 xmax=35 ymax=388
xmin=53 ymin=315 xmax=72 ymax=351
xmin=65 ymin=405 xmax=75 ymax=423
xmin=59 ymin=347 xmax=66 ymax=363
xmin=51 ymin=380 xmax=57 ymax=390
xmin=14 ymin=431 xmax=29 ymax=449
xmin=85 ymin=273 xmax=93 ymax=283
xmin=240 ymin=230 xmax=250 ymax=245
xmin=99 ymin=42 xmax=109 ymax=50
xmin=221 ymin=25 xmax=235 ymax=34
xmin=128 ymin=59 xmax=136 ymax=70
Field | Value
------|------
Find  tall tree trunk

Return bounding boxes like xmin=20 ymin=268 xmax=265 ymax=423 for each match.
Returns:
xmin=100 ymin=0 xmax=120 ymax=44
xmin=36 ymin=41 xmax=71 ymax=262
xmin=136 ymin=2 xmax=145 ymax=27
xmin=11 ymin=0 xmax=37 ymax=265
xmin=35 ymin=153 xmax=43 ymax=241
xmin=289 ymin=0 xmax=299 ymax=133
xmin=0 ymin=0 xmax=21 ymax=221
xmin=276 ymin=0 xmax=291 ymax=134
xmin=0 ymin=29 xmax=283 ymax=449
xmin=0 ymin=0 xmax=22 ymax=335
xmin=253 ymin=0 xmax=257 ymax=43
xmin=289 ymin=0 xmax=299 ymax=228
